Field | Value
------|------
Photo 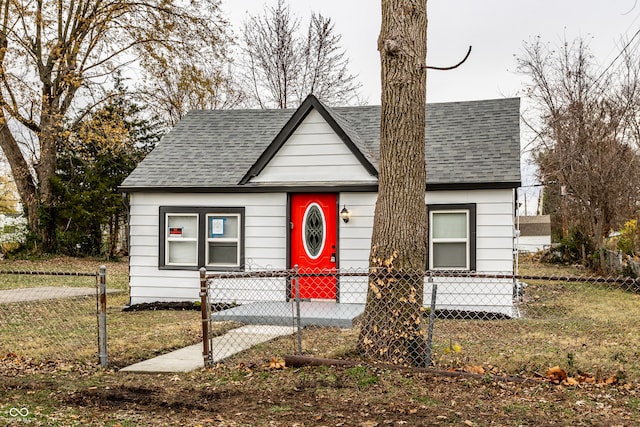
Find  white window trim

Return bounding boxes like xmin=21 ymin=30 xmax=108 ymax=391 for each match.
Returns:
xmin=165 ymin=213 xmax=199 ymax=267
xmin=429 ymin=208 xmax=471 ymax=271
xmin=205 ymin=213 xmax=241 ymax=268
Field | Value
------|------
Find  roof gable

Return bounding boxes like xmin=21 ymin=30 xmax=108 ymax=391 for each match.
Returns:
xmin=247 ymin=109 xmax=379 ymax=184
xmin=239 ymin=95 xmax=378 ymax=184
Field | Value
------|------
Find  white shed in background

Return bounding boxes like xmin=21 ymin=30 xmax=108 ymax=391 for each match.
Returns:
xmin=516 ymin=215 xmax=552 ymax=253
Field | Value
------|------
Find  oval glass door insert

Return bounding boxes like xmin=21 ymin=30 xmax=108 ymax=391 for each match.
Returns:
xmin=302 ymin=203 xmax=326 ymax=259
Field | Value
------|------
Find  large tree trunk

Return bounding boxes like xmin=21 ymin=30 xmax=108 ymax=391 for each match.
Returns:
xmin=0 ymin=118 xmax=39 ymax=231
xmin=36 ymin=109 xmax=60 ymax=252
xmin=357 ymin=0 xmax=428 ymax=366
xmin=0 ymin=108 xmax=59 ymax=252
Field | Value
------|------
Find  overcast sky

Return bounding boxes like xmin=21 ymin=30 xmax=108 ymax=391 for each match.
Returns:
xmin=223 ymin=0 xmax=640 ymax=104
xmin=222 ymin=1 xmax=640 ymax=213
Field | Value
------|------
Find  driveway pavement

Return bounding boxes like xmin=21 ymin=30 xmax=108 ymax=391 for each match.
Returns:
xmin=0 ymin=286 xmax=120 ymax=303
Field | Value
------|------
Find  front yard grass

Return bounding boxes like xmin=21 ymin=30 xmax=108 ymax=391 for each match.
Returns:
xmin=3 ymin=255 xmax=639 ymax=380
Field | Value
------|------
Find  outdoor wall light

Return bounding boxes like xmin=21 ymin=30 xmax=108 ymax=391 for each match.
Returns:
xmin=340 ymin=205 xmax=351 ymax=223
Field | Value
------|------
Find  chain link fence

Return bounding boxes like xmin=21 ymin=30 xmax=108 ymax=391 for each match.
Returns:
xmin=0 ymin=268 xmax=108 ymax=365
xmin=0 ymin=261 xmax=206 ymax=372
xmin=202 ymin=267 xmax=640 ymax=382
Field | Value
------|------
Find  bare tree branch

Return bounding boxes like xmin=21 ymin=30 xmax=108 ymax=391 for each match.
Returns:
xmin=425 ymin=45 xmax=472 ymax=70
xmin=518 ymin=36 xmax=640 ymax=268
xmin=239 ymin=0 xmax=361 ymax=109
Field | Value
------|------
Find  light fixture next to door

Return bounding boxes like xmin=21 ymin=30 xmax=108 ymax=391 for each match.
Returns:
xmin=340 ymin=205 xmax=350 ymax=223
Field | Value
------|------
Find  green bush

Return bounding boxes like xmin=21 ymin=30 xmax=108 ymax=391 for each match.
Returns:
xmin=617 ymin=219 xmax=640 ymax=257
xmin=542 ymin=227 xmax=594 ymax=266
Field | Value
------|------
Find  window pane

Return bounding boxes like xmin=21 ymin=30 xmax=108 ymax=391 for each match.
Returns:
xmin=168 ymin=241 xmax=198 ymax=265
xmin=304 ymin=205 xmax=324 ymax=258
xmin=432 ymin=212 xmax=467 ymax=239
xmin=167 ymin=215 xmax=198 ymax=238
xmin=208 ymin=215 xmax=238 ymax=239
xmin=208 ymin=242 xmax=238 ymax=265
xmin=432 ymin=242 xmax=467 ymax=269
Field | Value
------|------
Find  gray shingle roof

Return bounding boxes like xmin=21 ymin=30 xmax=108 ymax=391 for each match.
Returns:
xmin=120 ymin=97 xmax=521 ymax=191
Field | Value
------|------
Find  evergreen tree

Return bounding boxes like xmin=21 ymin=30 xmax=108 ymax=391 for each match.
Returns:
xmin=53 ymin=81 xmax=162 ymax=257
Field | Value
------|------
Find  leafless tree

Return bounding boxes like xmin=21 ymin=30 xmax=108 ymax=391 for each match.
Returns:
xmin=357 ymin=0 xmax=428 ymax=366
xmin=240 ymin=0 xmax=361 ymax=108
xmin=518 ymin=37 xmax=640 ymax=267
xmin=296 ymin=13 xmax=361 ymax=106
xmin=139 ymin=42 xmax=245 ymax=127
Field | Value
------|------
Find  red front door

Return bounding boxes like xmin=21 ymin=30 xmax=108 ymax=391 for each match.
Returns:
xmin=290 ymin=193 xmax=337 ymax=299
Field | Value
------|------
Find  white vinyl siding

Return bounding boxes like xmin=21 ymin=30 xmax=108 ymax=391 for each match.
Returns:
xmin=337 ymin=193 xmax=377 ymax=304
xmin=425 ymin=190 xmax=517 ymax=316
xmin=427 ymin=190 xmax=515 ymax=272
xmin=128 ymin=188 xmax=517 ymax=315
xmin=335 ymin=190 xmax=515 ymax=273
xmin=337 ymin=189 xmax=517 ymax=315
xmin=249 ymin=110 xmax=376 ymax=184
xmin=337 ymin=193 xmax=376 ymax=269
xmin=128 ymin=193 xmax=287 ymax=304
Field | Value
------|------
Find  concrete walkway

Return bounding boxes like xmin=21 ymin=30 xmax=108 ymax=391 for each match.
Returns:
xmin=120 ymin=325 xmax=295 ymax=373
xmin=120 ymin=302 xmax=364 ymax=373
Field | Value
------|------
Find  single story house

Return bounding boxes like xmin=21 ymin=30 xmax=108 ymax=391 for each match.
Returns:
xmin=120 ymin=95 xmax=522 ymax=315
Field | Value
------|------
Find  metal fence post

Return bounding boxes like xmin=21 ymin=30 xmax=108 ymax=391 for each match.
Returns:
xmin=98 ymin=265 xmax=108 ymax=367
xmin=199 ymin=267 xmax=211 ymax=367
xmin=425 ymin=276 xmax=437 ymax=367
xmin=293 ymin=265 xmax=302 ymax=355
xmin=618 ymin=250 xmax=623 ymax=270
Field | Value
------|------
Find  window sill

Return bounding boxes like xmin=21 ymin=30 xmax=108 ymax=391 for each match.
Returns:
xmin=159 ymin=265 xmax=245 ymax=272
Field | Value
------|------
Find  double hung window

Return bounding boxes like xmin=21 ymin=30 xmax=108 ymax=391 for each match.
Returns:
xmin=428 ymin=204 xmax=476 ymax=271
xmin=205 ymin=214 xmax=241 ymax=267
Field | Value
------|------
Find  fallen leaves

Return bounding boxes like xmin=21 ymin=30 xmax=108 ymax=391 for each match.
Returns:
xmin=0 ymin=352 xmax=94 ymax=376
xmin=267 ymin=357 xmax=286 ymax=370
xmin=545 ymin=365 xmax=620 ymax=386
xmin=464 ymin=365 xmax=486 ymax=375
xmin=546 ymin=365 xmax=567 ymax=383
